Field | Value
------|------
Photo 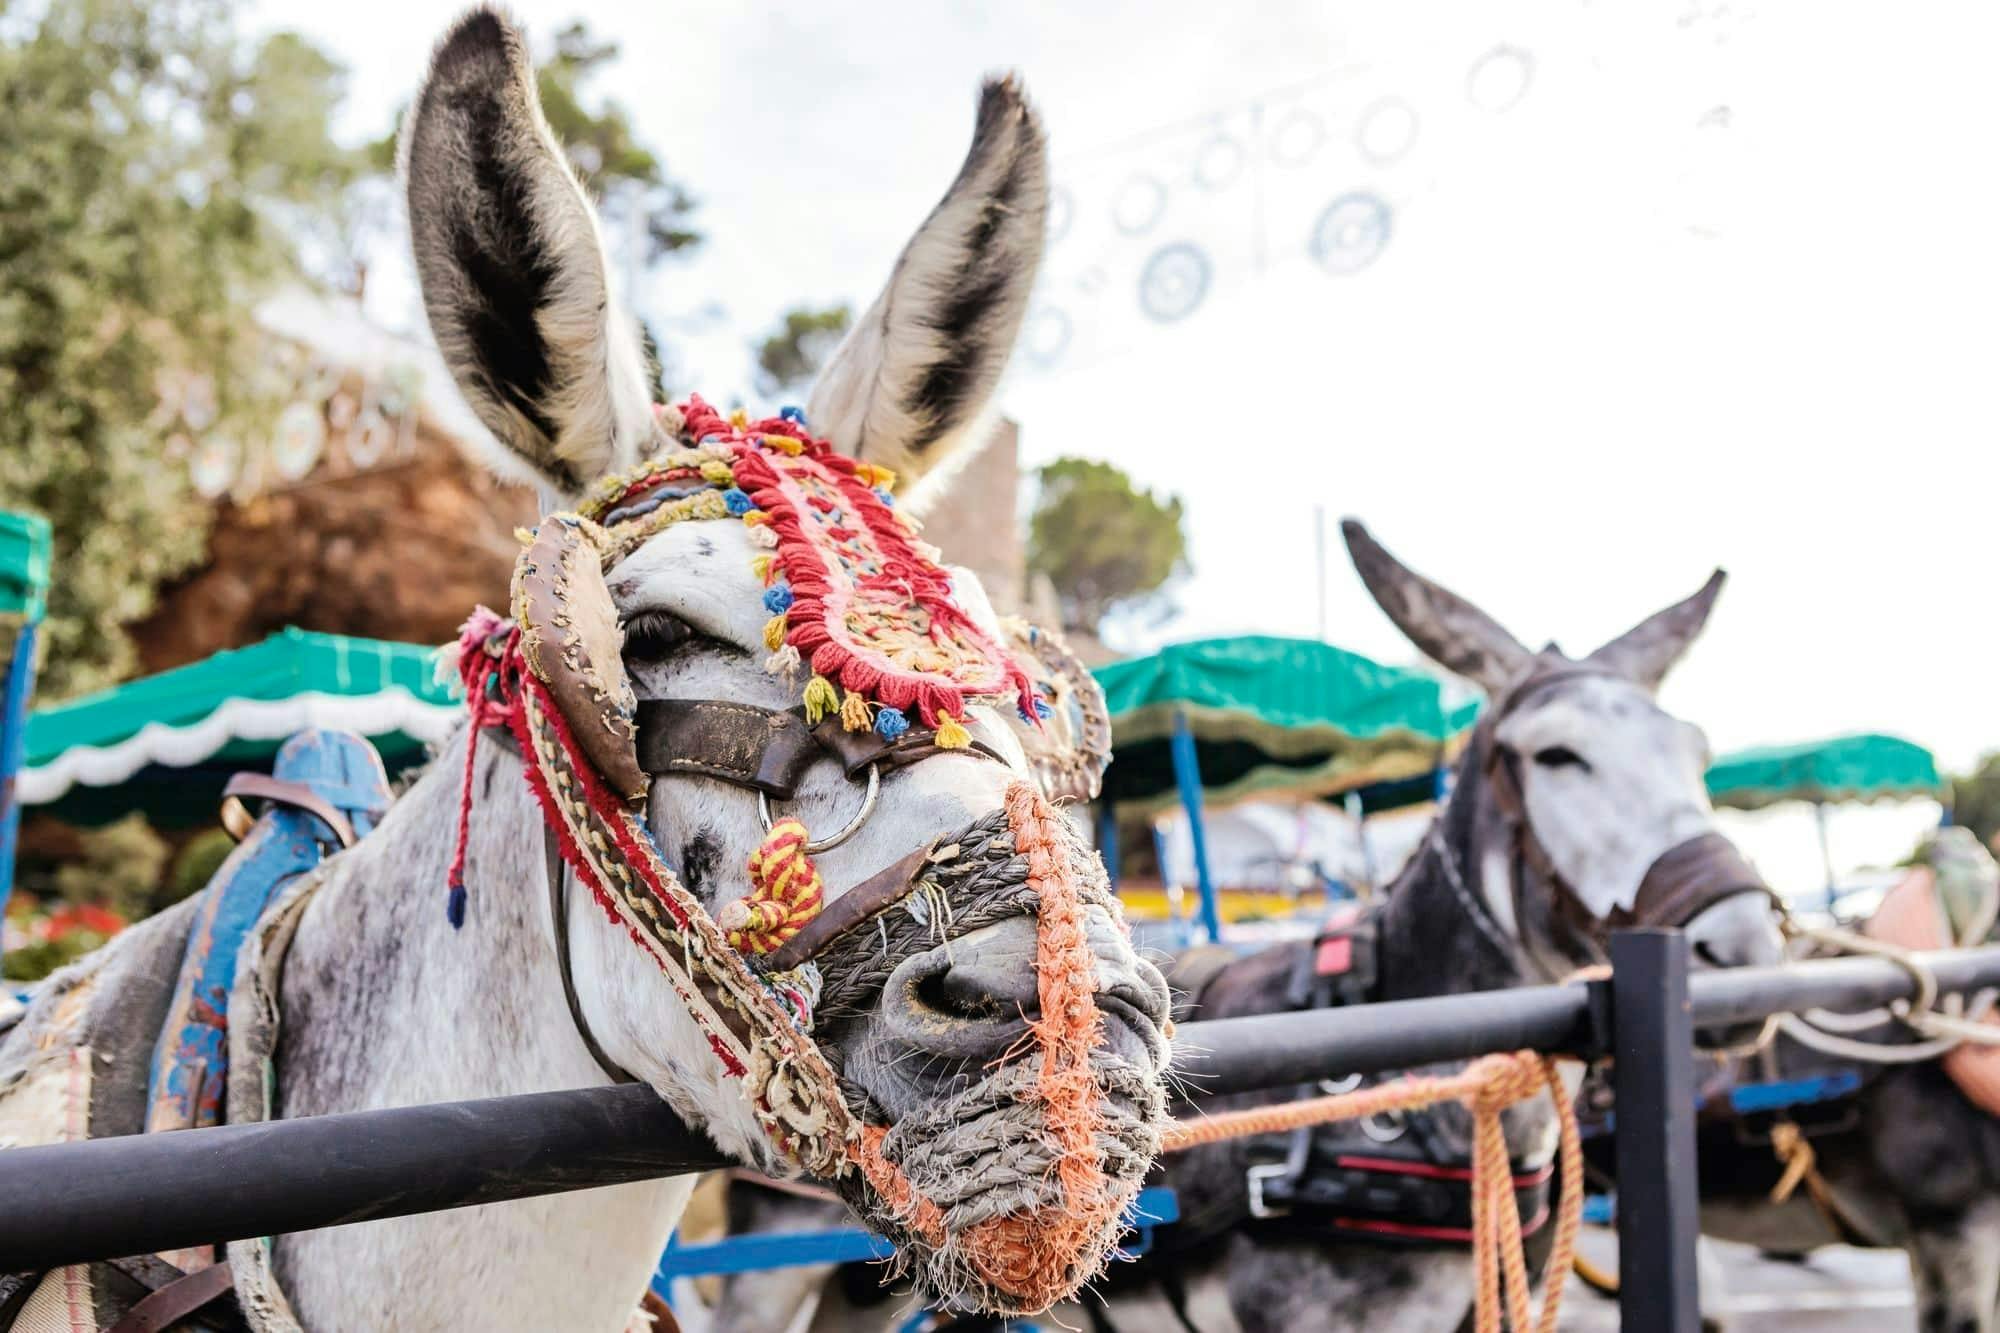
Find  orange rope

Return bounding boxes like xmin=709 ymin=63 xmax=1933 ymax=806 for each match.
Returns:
xmin=1162 ymin=1052 xmax=1584 ymax=1333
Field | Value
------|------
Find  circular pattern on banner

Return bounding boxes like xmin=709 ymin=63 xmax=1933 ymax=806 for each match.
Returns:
xmin=1194 ymin=135 xmax=1247 ymax=192
xmin=1467 ymin=45 xmax=1535 ymax=113
xmin=1046 ymin=186 xmax=1074 ymax=245
xmin=1309 ymin=192 xmax=1394 ymax=276
xmin=190 ymin=434 xmax=240 ymax=499
xmin=271 ymin=399 xmax=326 ymax=481
xmin=1138 ymin=242 xmax=1213 ymax=323
xmin=1269 ymin=107 xmax=1326 ymax=167
xmin=1355 ymin=98 xmax=1420 ymax=166
xmin=1024 ymin=306 xmax=1073 ymax=369
xmin=1076 ymin=265 xmax=1109 ymax=296
xmin=1113 ymin=173 xmax=1169 ymax=236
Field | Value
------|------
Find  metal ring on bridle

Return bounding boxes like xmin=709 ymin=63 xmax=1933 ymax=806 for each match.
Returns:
xmin=759 ymin=763 xmax=880 ymax=853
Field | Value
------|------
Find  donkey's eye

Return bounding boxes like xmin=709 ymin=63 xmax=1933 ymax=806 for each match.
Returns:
xmin=1534 ymin=746 xmax=1589 ymax=770
xmin=621 ymin=610 xmax=694 ymax=660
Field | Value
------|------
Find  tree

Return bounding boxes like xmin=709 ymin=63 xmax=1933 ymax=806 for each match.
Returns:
xmin=755 ymin=305 xmax=851 ymax=399
xmin=1026 ymin=458 xmax=1189 ymax=635
xmin=1953 ymin=754 xmax=2000 ymax=852
xmin=0 ymin=0 xmax=360 ymax=698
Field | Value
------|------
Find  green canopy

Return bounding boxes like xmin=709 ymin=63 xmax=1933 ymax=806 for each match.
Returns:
xmin=20 ymin=628 xmax=463 ymax=827
xmin=1094 ymin=635 xmax=1478 ymax=815
xmin=0 ymin=511 xmax=51 ymax=623
xmin=1705 ymin=733 xmax=1943 ymax=811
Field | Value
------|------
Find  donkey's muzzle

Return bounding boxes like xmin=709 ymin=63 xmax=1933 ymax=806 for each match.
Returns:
xmin=882 ymin=913 xmax=1171 ymax=1068
xmin=1625 ymin=831 xmax=1778 ymax=930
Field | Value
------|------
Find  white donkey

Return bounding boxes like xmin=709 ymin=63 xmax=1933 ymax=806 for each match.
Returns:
xmin=0 ymin=10 xmax=1170 ymax=1331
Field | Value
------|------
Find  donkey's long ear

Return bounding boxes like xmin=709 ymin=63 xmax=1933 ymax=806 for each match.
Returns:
xmin=1586 ymin=569 xmax=1726 ymax=692
xmin=807 ymin=76 xmax=1047 ymax=488
xmin=1341 ymin=519 xmax=1532 ymax=695
xmin=401 ymin=8 xmax=658 ymax=497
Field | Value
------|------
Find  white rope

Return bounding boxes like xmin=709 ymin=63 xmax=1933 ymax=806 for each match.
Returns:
xmin=1773 ymin=915 xmax=2000 ymax=1064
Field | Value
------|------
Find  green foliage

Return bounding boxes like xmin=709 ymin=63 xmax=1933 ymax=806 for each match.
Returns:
xmin=755 ymin=305 xmax=852 ymax=398
xmin=1026 ymin=458 xmax=1189 ymax=635
xmin=1953 ymin=754 xmax=2000 ymax=853
xmin=54 ymin=813 xmax=169 ymax=920
xmin=0 ymin=0 xmax=360 ymax=698
xmin=167 ymin=827 xmax=237 ymax=907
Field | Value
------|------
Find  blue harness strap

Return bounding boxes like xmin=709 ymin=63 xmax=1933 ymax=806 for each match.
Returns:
xmin=144 ymin=729 xmax=391 ymax=1133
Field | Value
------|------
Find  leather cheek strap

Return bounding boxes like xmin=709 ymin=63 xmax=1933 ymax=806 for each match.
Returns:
xmin=636 ymin=699 xmax=823 ymax=799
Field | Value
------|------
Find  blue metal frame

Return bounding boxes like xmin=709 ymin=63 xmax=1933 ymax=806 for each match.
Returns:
xmin=652 ymin=1187 xmax=1180 ymax=1302
xmin=0 ymin=619 xmax=39 ymax=902
xmin=1168 ymin=712 xmax=1222 ymax=943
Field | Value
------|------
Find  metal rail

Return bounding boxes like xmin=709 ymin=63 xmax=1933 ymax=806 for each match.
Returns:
xmin=4 ymin=941 xmax=1999 ymax=1276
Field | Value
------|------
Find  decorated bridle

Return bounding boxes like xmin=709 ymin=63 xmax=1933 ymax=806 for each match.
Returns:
xmin=1433 ymin=663 xmax=1779 ymax=969
xmin=443 ymin=398 xmax=1135 ymax=1312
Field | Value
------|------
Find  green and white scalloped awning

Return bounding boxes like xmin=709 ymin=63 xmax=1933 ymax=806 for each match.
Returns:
xmin=1704 ymin=732 xmax=1944 ymax=812
xmin=1093 ymin=635 xmax=1479 ymax=816
xmin=21 ymin=629 xmax=461 ymax=821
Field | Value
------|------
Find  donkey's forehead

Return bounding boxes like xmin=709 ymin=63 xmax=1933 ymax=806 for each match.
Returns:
xmin=1495 ymin=674 xmax=1671 ymax=746
xmin=603 ymin=518 xmax=1007 ymax=648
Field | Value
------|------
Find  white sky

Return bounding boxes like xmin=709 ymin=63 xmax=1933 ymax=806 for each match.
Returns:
xmin=247 ymin=0 xmax=2000 ymax=896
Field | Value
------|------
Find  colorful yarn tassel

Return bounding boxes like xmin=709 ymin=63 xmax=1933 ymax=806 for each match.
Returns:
xmin=763 ymin=613 xmax=790 ymax=651
xmin=765 ymin=643 xmax=802 ymax=677
xmin=720 ymin=819 xmax=825 ymax=954
xmin=840 ymin=690 xmax=873 ymax=732
xmin=874 ymin=706 xmax=909 ymax=740
xmin=763 ymin=582 xmax=793 ymax=613
xmin=803 ymin=674 xmax=839 ymax=724
xmin=722 ymin=487 xmax=754 ymax=515
xmin=935 ymin=711 xmax=971 ymax=749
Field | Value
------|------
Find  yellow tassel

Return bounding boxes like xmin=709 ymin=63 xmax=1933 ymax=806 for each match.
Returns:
xmin=840 ymin=691 xmax=872 ymax=732
xmin=855 ymin=463 xmax=897 ymax=490
xmin=729 ymin=408 xmax=749 ymax=428
xmin=803 ymin=675 xmax=839 ymax=725
xmin=741 ymin=509 xmax=772 ymax=527
xmin=935 ymin=711 xmax=970 ymax=749
xmin=751 ymin=554 xmax=776 ymax=584
xmin=763 ymin=613 xmax=789 ymax=651
xmin=700 ymin=460 xmax=736 ymax=486
xmin=769 ymin=435 xmax=804 ymax=456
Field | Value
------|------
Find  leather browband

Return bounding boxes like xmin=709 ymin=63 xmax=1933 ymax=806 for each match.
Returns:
xmin=635 ymin=699 xmax=1012 ymax=800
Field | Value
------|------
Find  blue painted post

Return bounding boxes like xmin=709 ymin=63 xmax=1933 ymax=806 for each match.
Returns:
xmin=0 ymin=513 xmax=51 ymax=906
xmin=0 ymin=620 xmax=38 ymax=903
xmin=1169 ymin=710 xmax=1223 ymax=943
xmin=1096 ymin=802 xmax=1121 ymax=889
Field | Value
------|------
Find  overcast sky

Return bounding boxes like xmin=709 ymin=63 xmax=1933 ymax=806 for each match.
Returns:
xmin=248 ymin=0 xmax=1999 ymax=894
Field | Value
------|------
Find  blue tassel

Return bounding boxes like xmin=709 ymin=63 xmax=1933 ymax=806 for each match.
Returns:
xmin=723 ymin=487 xmax=754 ymax=515
xmin=446 ymin=883 xmax=467 ymax=929
xmin=763 ymin=583 xmax=794 ymax=614
xmin=874 ymin=707 xmax=910 ymax=740
xmin=873 ymin=487 xmax=896 ymax=507
xmin=780 ymin=405 xmax=807 ymax=424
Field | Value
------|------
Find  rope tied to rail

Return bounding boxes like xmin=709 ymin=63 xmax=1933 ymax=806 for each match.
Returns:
xmin=1161 ymin=1051 xmax=1584 ymax=1333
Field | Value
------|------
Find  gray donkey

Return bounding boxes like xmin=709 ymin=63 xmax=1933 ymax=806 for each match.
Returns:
xmin=0 ymin=11 xmax=1173 ymax=1330
xmin=708 ymin=520 xmax=1786 ymax=1333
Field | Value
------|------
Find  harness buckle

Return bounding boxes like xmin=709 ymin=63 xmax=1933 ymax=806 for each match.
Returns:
xmin=1246 ymin=1162 xmax=1292 ymax=1219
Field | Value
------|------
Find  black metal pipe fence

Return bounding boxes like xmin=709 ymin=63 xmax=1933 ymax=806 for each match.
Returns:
xmin=7 ymin=935 xmax=2000 ymax=1331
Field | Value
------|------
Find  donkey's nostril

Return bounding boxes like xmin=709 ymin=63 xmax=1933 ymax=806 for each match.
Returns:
xmin=919 ymin=966 xmax=1036 ymax=1025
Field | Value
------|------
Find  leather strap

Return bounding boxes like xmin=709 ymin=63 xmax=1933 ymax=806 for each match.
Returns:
xmin=1622 ymin=831 xmax=1777 ymax=930
xmin=758 ymin=842 xmax=937 ymax=972
xmin=105 ymin=1260 xmax=235 ymax=1333
xmin=810 ymin=715 xmax=1011 ymax=779
xmin=636 ymin=700 xmax=823 ymax=799
xmin=546 ymin=824 xmax=640 ymax=1085
xmin=219 ymin=774 xmax=356 ymax=849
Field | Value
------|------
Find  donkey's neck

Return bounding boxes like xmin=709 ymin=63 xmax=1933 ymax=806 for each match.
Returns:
xmin=268 ymin=729 xmax=688 ymax=1332
xmin=1372 ymin=739 xmax=1595 ymax=1001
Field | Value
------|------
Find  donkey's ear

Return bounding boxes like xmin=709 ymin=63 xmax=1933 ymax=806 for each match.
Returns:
xmin=807 ymin=76 xmax=1047 ymax=487
xmin=400 ymin=7 xmax=658 ymax=497
xmin=1341 ymin=519 xmax=1532 ymax=695
xmin=1586 ymin=569 xmax=1726 ymax=692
